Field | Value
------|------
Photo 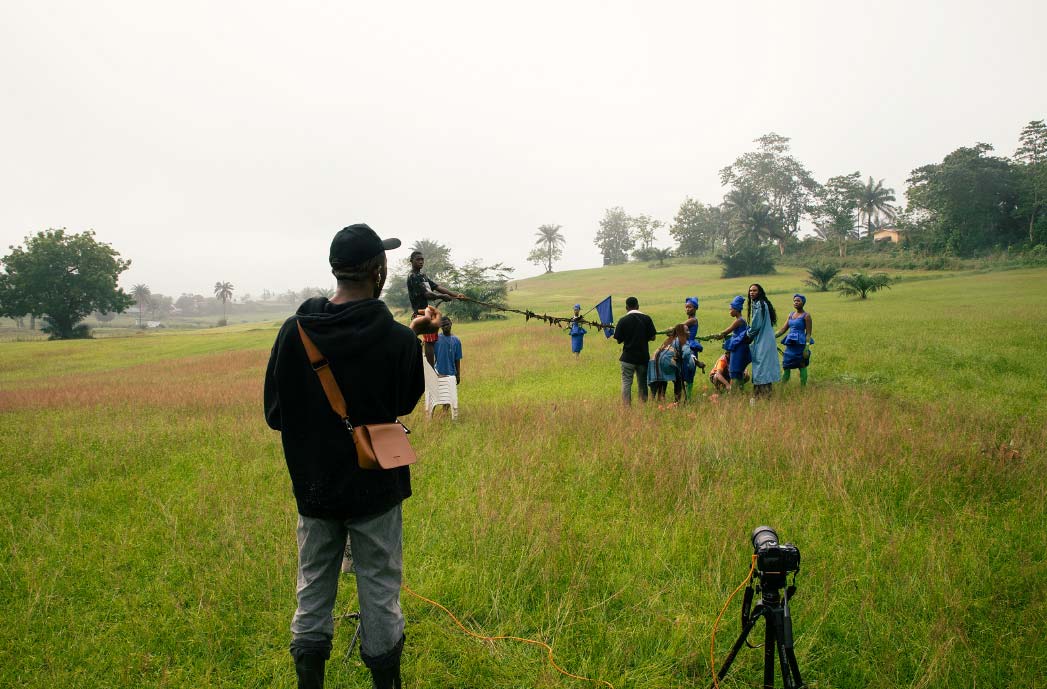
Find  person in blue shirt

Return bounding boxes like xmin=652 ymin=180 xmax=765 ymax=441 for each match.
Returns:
xmin=568 ymin=304 xmax=587 ymax=356
xmin=433 ymin=317 xmax=463 ymax=385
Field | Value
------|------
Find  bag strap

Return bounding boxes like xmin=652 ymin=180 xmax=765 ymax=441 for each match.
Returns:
xmin=296 ymin=320 xmax=412 ymax=436
xmin=297 ymin=321 xmax=353 ymax=431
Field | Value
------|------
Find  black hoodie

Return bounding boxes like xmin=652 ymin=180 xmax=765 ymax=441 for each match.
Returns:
xmin=265 ymin=297 xmax=424 ymax=519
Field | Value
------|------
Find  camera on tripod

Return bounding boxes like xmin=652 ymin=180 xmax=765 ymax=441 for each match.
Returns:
xmin=711 ymin=526 xmax=806 ymax=689
xmin=752 ymin=525 xmax=800 ymax=577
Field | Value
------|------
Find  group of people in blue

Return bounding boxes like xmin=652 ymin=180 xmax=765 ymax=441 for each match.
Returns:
xmin=569 ymin=284 xmax=813 ymax=403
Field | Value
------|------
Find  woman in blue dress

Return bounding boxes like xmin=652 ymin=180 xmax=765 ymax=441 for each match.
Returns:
xmin=714 ymin=295 xmax=751 ymax=392
xmin=682 ymin=297 xmax=705 ymax=398
xmin=745 ymin=283 xmax=780 ymax=397
xmin=775 ymin=294 xmax=813 ymax=386
xmin=568 ymin=304 xmax=587 ymax=356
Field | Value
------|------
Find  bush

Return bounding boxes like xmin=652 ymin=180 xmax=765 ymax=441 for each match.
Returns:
xmin=836 ymin=272 xmax=892 ymax=300
xmin=719 ymin=242 xmax=777 ymax=278
xmin=803 ymin=264 xmax=841 ymax=292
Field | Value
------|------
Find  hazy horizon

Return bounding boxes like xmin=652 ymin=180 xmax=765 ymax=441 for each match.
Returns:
xmin=3 ymin=0 xmax=1045 ymax=298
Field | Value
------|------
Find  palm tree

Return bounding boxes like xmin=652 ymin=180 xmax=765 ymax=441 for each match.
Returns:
xmin=408 ymin=239 xmax=453 ymax=278
xmin=213 ymin=281 xmax=234 ymax=323
xmin=858 ymin=177 xmax=896 ymax=239
xmin=803 ymin=264 xmax=841 ymax=292
xmin=722 ymin=186 xmax=780 ymax=247
xmin=530 ymin=224 xmax=565 ymax=273
xmin=131 ymin=284 xmax=151 ymax=327
xmin=836 ymin=272 xmax=892 ymax=299
xmin=649 ymin=247 xmax=673 ymax=267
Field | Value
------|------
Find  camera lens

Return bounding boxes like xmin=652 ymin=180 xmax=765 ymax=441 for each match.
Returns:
xmin=751 ymin=526 xmax=778 ymax=552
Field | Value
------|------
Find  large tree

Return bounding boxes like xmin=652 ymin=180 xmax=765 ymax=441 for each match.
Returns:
xmin=857 ymin=177 xmax=897 ymax=239
xmin=526 ymin=224 xmax=565 ymax=273
xmin=593 ymin=207 xmax=634 ymax=265
xmin=0 ymin=229 xmax=133 ymax=339
xmin=906 ymin=144 xmax=1019 ymax=255
xmin=1015 ymin=119 xmax=1047 ymax=244
xmin=812 ymin=172 xmax=862 ymax=257
xmin=719 ymin=133 xmax=819 ymax=254
xmin=213 ymin=281 xmax=234 ymax=323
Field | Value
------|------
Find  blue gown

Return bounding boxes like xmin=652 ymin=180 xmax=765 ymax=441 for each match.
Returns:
xmin=724 ymin=318 xmax=751 ymax=380
xmin=780 ymin=313 xmax=810 ymax=370
xmin=747 ymin=302 xmax=781 ymax=385
xmin=686 ymin=321 xmax=703 ymax=353
xmin=569 ymin=320 xmax=587 ymax=353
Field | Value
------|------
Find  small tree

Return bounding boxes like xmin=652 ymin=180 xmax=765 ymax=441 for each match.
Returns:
xmin=634 ymin=246 xmax=673 ymax=267
xmin=593 ymin=207 xmax=634 ymax=265
xmin=441 ymin=261 xmax=514 ymax=321
xmin=631 ymin=214 xmax=663 ymax=250
xmin=214 ymin=281 xmax=234 ymax=324
xmin=0 ymin=229 xmax=134 ymax=339
xmin=803 ymin=264 xmax=841 ymax=292
xmin=836 ymin=272 xmax=892 ymax=299
xmin=131 ymin=283 xmax=151 ymax=327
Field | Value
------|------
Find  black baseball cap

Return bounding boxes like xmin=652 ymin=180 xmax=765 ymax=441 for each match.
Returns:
xmin=329 ymin=224 xmax=401 ymax=268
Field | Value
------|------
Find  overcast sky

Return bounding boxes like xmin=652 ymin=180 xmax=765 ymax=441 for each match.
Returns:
xmin=2 ymin=0 xmax=1045 ymax=298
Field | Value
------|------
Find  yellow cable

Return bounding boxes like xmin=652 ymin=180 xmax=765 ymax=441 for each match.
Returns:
xmin=710 ymin=554 xmax=757 ymax=689
xmin=402 ymin=584 xmax=615 ymax=689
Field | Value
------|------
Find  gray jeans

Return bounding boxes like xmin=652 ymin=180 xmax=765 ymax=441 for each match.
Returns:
xmin=290 ymin=503 xmax=405 ymax=661
xmin=620 ymin=361 xmax=649 ymax=404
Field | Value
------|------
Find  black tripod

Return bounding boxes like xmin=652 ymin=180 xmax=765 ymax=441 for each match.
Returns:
xmin=712 ymin=572 xmax=805 ymax=689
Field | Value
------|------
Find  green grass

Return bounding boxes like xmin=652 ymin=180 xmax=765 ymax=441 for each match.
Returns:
xmin=1 ymin=265 xmax=1045 ymax=688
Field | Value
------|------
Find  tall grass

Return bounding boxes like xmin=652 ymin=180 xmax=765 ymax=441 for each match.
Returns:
xmin=1 ymin=267 xmax=1045 ymax=688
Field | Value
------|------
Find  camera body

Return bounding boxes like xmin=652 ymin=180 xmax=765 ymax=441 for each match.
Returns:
xmin=751 ymin=526 xmax=801 ymax=575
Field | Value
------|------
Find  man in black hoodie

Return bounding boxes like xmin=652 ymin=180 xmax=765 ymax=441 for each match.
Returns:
xmin=265 ymin=224 xmax=441 ymax=689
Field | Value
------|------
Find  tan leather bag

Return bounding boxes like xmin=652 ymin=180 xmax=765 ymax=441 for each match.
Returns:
xmin=297 ymin=322 xmax=418 ymax=471
xmin=352 ymin=422 xmax=416 ymax=470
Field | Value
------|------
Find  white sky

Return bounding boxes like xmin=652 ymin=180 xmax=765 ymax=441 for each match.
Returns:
xmin=2 ymin=0 xmax=1045 ymax=297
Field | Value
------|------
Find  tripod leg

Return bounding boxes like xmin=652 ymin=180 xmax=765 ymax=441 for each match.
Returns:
xmin=763 ymin=616 xmax=776 ymax=689
xmin=712 ymin=604 xmax=764 ymax=687
xmin=784 ymin=646 xmax=805 ymax=689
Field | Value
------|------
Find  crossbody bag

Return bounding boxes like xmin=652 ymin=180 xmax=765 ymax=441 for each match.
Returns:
xmin=297 ymin=321 xmax=417 ymax=471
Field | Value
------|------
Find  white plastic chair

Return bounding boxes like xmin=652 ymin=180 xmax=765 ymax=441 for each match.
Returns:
xmin=422 ymin=354 xmax=459 ymax=420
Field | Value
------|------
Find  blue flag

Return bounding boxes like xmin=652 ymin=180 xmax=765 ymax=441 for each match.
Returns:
xmin=594 ymin=296 xmax=614 ymax=338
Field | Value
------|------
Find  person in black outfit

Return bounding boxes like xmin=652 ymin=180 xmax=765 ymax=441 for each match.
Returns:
xmin=613 ymin=296 xmax=657 ymax=404
xmin=265 ymin=224 xmax=441 ymax=689
xmin=406 ymin=251 xmax=462 ymax=367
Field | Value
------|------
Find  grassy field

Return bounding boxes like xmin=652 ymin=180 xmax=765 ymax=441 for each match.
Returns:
xmin=1 ymin=264 xmax=1045 ymax=688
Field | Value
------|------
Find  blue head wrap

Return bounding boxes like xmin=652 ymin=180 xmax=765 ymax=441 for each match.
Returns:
xmin=729 ymin=296 xmax=745 ymax=311
xmin=573 ymin=304 xmax=581 ymax=310
xmin=685 ymin=297 xmax=699 ymax=309
xmin=793 ymin=293 xmax=806 ymax=305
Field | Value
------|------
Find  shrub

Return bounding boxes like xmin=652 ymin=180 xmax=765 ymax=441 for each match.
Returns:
xmin=836 ymin=272 xmax=892 ymax=300
xmin=720 ymin=242 xmax=777 ymax=278
xmin=803 ymin=264 xmax=841 ymax=292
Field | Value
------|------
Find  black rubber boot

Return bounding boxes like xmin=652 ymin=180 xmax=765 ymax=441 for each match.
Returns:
xmin=293 ymin=652 xmax=326 ymax=689
xmin=369 ymin=664 xmax=402 ymax=689
xmin=361 ymin=634 xmax=405 ymax=689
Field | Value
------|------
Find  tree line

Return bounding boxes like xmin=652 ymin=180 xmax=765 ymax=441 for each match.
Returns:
xmin=531 ymin=120 xmax=1046 ymax=276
